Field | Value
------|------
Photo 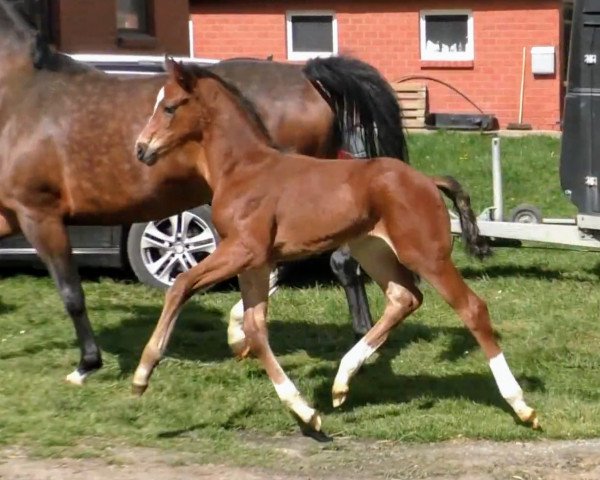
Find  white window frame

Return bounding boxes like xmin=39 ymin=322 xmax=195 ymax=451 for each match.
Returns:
xmin=420 ymin=10 xmax=474 ymax=61
xmin=286 ymin=10 xmax=338 ymax=61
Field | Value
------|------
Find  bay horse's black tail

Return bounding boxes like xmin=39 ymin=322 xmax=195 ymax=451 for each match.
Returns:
xmin=432 ymin=175 xmax=492 ymax=260
xmin=303 ymin=56 xmax=409 ymax=163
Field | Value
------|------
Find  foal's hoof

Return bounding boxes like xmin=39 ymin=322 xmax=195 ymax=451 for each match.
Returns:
xmin=295 ymin=412 xmax=331 ymax=442
xmin=132 ymin=383 xmax=148 ymax=397
xmin=517 ymin=406 xmax=541 ymax=430
xmin=524 ymin=410 xmax=541 ymax=430
xmin=230 ymin=340 xmax=251 ymax=360
xmin=308 ymin=411 xmax=322 ymax=432
xmin=332 ymin=383 xmax=349 ymax=408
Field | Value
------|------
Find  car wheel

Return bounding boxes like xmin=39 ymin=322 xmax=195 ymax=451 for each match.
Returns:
xmin=126 ymin=205 xmax=219 ymax=289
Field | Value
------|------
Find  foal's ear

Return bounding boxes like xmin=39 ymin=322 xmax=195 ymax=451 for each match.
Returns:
xmin=164 ymin=55 xmax=196 ymax=93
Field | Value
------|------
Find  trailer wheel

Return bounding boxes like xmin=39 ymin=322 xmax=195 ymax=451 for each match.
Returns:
xmin=509 ymin=204 xmax=543 ymax=224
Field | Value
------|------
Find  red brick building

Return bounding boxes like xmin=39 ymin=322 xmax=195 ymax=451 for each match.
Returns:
xmin=26 ymin=0 xmax=191 ymax=55
xmin=190 ymin=0 xmax=564 ymax=130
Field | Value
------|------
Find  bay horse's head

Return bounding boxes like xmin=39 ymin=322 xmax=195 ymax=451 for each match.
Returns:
xmin=135 ymin=57 xmax=203 ymax=166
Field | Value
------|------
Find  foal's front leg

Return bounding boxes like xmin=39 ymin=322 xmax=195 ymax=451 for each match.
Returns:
xmin=132 ymin=239 xmax=255 ymax=394
xmin=238 ymin=268 xmax=323 ymax=434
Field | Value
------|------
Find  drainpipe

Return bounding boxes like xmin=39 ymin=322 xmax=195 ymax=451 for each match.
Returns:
xmin=188 ymin=19 xmax=195 ymax=58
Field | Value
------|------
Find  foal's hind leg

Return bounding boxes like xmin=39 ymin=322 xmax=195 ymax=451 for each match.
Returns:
xmin=17 ymin=212 xmax=101 ymax=384
xmin=238 ymin=267 xmax=323 ymax=433
xmin=228 ymin=267 xmax=279 ymax=359
xmin=332 ymin=236 xmax=423 ymax=407
xmin=417 ymin=257 xmax=539 ymax=428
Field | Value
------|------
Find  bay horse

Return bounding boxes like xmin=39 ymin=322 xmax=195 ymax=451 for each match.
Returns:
xmin=132 ymin=59 xmax=540 ymax=434
xmin=0 ymin=0 xmax=409 ymax=383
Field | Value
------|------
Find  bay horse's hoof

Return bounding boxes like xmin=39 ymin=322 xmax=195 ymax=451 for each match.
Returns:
xmin=132 ymin=383 xmax=148 ymax=396
xmin=332 ymin=382 xmax=349 ymax=408
xmin=65 ymin=369 xmax=93 ymax=386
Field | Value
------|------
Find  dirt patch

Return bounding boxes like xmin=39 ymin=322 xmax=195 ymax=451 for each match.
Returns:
xmin=1 ymin=437 xmax=600 ymax=480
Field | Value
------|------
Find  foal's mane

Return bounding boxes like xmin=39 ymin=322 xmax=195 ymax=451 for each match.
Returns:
xmin=183 ymin=64 xmax=280 ymax=150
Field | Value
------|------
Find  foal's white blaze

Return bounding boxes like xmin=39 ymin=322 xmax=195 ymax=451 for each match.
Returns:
xmin=489 ymin=352 xmax=538 ymax=426
xmin=332 ymin=338 xmax=376 ymax=407
xmin=153 ymin=87 xmax=165 ymax=114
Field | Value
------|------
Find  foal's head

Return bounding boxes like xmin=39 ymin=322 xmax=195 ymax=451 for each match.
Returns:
xmin=136 ymin=57 xmax=205 ymax=166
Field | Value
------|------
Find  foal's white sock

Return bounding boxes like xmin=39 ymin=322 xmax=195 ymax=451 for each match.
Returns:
xmin=489 ymin=352 xmax=533 ymax=419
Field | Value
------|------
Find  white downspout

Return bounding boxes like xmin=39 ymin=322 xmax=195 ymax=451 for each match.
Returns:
xmin=188 ymin=19 xmax=195 ymax=58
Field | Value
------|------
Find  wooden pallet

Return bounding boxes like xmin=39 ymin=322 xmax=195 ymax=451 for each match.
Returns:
xmin=389 ymin=81 xmax=428 ymax=129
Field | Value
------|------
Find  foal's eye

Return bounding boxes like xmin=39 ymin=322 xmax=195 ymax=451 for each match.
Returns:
xmin=164 ymin=105 xmax=177 ymax=115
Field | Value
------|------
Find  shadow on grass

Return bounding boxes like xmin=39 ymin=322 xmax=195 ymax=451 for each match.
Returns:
xmin=96 ymin=302 xmax=474 ymax=373
xmin=309 ymin=347 xmax=545 ymax=418
xmin=460 ymin=260 xmax=600 ymax=282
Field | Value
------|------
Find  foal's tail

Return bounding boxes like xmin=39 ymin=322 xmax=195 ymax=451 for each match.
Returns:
xmin=432 ymin=175 xmax=492 ymax=260
xmin=303 ymin=56 xmax=409 ymax=163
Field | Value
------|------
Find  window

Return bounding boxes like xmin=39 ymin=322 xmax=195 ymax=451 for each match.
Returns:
xmin=420 ymin=10 xmax=474 ymax=61
xmin=286 ymin=11 xmax=338 ymax=61
xmin=117 ymin=0 xmax=149 ymax=33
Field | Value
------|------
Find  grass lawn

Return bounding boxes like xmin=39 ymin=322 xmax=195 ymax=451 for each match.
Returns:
xmin=0 ymin=132 xmax=599 ymax=462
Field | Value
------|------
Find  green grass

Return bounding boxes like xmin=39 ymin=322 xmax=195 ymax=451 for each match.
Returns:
xmin=1 ymin=132 xmax=599 ymax=462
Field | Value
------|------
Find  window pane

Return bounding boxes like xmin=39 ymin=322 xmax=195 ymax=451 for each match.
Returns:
xmin=117 ymin=0 xmax=147 ymax=31
xmin=424 ymin=14 xmax=468 ymax=53
xmin=291 ymin=15 xmax=333 ymax=52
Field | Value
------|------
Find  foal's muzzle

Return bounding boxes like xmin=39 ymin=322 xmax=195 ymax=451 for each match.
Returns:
xmin=135 ymin=142 xmax=158 ymax=166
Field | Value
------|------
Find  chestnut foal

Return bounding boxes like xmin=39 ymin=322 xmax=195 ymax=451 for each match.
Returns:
xmin=132 ymin=59 xmax=539 ymax=434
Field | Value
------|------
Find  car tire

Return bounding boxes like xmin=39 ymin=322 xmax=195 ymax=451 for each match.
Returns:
xmin=126 ymin=205 xmax=219 ymax=290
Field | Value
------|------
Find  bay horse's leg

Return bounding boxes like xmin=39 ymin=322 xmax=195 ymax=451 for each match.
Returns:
xmin=332 ymin=236 xmax=422 ymax=407
xmin=132 ymin=239 xmax=261 ymax=394
xmin=238 ymin=267 xmax=323 ymax=433
xmin=228 ymin=267 xmax=279 ymax=358
xmin=17 ymin=213 xmax=101 ymax=384
xmin=329 ymin=247 xmax=373 ymax=338
xmin=418 ymin=258 xmax=539 ymax=428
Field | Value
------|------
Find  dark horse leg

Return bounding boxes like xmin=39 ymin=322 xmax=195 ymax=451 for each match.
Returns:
xmin=330 ymin=131 xmax=374 ymax=338
xmin=330 ymin=248 xmax=373 ymax=337
xmin=18 ymin=212 xmax=101 ymax=384
xmin=302 ymin=56 xmax=411 ymax=338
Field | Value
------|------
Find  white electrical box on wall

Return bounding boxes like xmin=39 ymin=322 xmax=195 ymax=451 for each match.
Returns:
xmin=531 ymin=46 xmax=555 ymax=75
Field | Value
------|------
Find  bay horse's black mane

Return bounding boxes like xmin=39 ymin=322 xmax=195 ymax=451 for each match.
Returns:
xmin=31 ymin=35 xmax=97 ymax=74
xmin=0 ymin=0 xmax=34 ymax=37
xmin=182 ymin=63 xmax=280 ymax=151
xmin=0 ymin=0 xmax=95 ymax=74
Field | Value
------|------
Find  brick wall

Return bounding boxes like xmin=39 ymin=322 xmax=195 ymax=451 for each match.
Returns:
xmin=190 ymin=0 xmax=562 ymax=130
xmin=57 ymin=0 xmax=190 ymax=55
